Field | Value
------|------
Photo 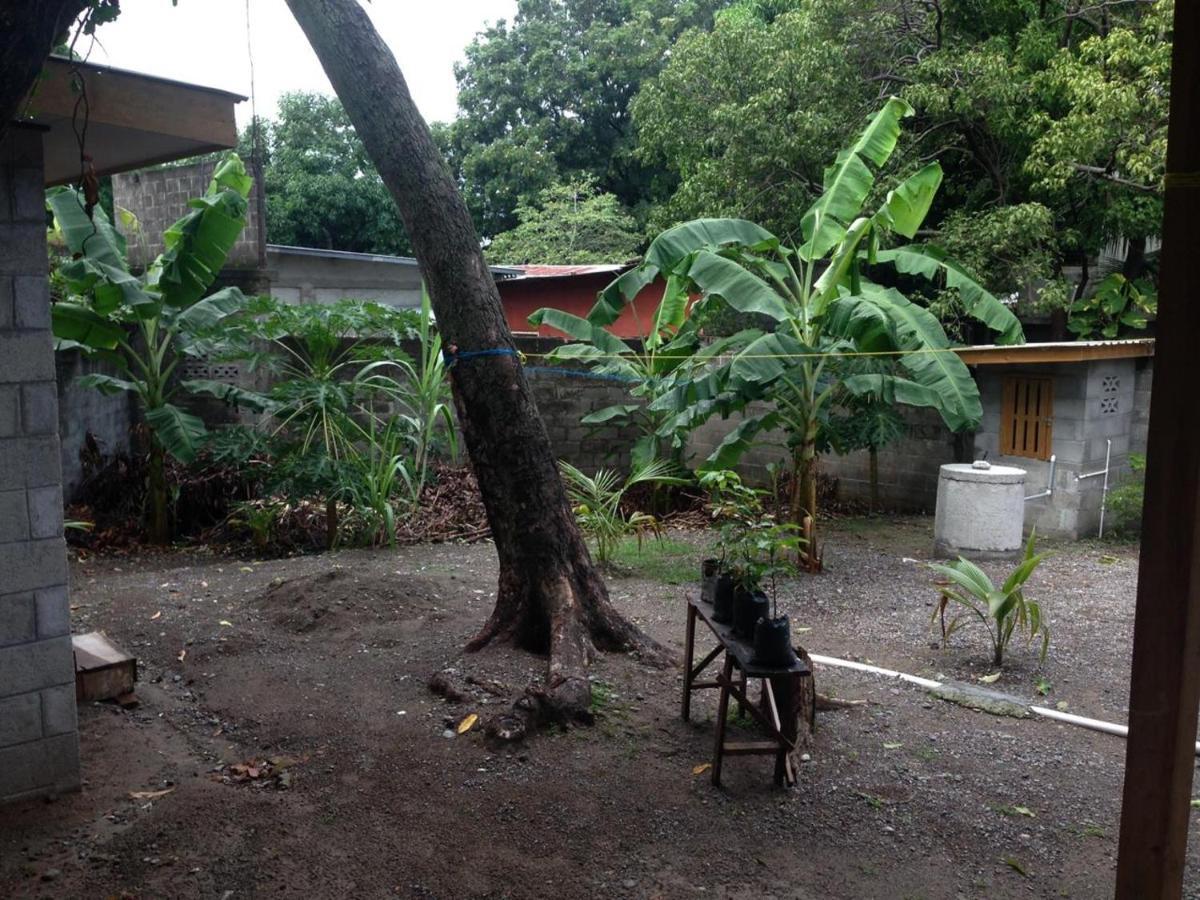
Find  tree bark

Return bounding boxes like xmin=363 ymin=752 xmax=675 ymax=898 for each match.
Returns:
xmin=146 ymin=439 xmax=170 ymax=545
xmin=1 ymin=1 xmax=89 ymax=138
xmin=283 ymin=0 xmax=672 ymax=727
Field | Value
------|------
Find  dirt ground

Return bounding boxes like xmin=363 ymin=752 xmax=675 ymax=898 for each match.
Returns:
xmin=1 ymin=517 xmax=1193 ymax=899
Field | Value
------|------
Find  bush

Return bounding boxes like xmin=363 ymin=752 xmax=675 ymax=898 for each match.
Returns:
xmin=1106 ymin=454 xmax=1146 ymax=539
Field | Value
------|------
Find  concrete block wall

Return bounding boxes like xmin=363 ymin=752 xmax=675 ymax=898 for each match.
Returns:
xmin=0 ymin=126 xmax=81 ymax=803
xmin=112 ymin=158 xmax=262 ymax=269
xmin=56 ymin=349 xmax=138 ymax=499
xmin=1131 ymin=358 xmax=1153 ymax=456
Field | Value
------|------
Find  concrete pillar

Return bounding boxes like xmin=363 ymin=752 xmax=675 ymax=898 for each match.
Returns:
xmin=0 ymin=125 xmax=80 ymax=803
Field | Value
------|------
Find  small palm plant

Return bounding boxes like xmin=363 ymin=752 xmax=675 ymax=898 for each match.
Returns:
xmin=929 ymin=531 xmax=1050 ymax=667
xmin=559 ymin=460 xmax=689 ymax=563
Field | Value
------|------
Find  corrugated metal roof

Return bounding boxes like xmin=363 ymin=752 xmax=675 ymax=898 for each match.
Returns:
xmin=506 ymin=263 xmax=630 ymax=278
xmin=955 ymin=338 xmax=1155 ymax=365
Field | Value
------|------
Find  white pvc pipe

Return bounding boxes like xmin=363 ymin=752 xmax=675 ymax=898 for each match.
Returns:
xmin=808 ymin=653 xmax=942 ymax=689
xmin=808 ymin=652 xmax=1200 ymax=756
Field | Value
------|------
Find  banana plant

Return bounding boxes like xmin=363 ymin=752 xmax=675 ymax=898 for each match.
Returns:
xmin=597 ymin=98 xmax=1024 ymax=567
xmin=48 ymin=154 xmax=253 ymax=543
xmin=528 ymin=279 xmax=755 ymax=468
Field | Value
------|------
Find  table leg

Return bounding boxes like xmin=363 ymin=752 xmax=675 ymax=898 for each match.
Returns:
xmin=681 ymin=602 xmax=697 ymax=722
xmin=771 ymin=673 xmax=800 ymax=787
xmin=712 ymin=653 xmax=734 ymax=787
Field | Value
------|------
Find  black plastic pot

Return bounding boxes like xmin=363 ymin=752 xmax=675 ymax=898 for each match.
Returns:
xmin=711 ymin=575 xmax=735 ymax=623
xmin=753 ymin=614 xmax=795 ymax=667
xmin=734 ymin=589 xmax=770 ymax=639
xmin=700 ymin=558 xmax=720 ymax=604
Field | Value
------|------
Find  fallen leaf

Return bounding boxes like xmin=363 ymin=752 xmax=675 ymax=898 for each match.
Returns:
xmin=129 ymin=788 xmax=174 ymax=801
xmin=692 ymin=763 xmax=711 ymax=776
xmin=1055 ymin=700 xmax=1070 ymax=711
xmin=1002 ymin=856 xmax=1030 ymax=878
xmin=795 ymin=627 xmax=813 ymax=634
xmin=978 ymin=672 xmax=1001 ymax=684
xmin=150 ymin=611 xmax=162 ymax=620
xmin=1012 ymin=805 xmax=1036 ymax=818
xmin=883 ymin=742 xmax=903 ymax=750
xmin=457 ymin=713 xmax=479 ymax=735
xmin=240 ymin=566 xmax=253 ymax=573
xmin=1191 ymin=799 xmax=1200 ymax=809
xmin=218 ymin=620 xmax=233 ymax=627
xmin=177 ymin=649 xmax=187 ymax=662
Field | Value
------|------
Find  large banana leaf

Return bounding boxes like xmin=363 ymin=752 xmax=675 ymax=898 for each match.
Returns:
xmin=171 ymin=286 xmax=249 ymax=332
xmin=728 ymin=332 xmax=815 ymax=386
xmin=799 ymin=97 xmax=913 ymax=258
xmin=644 ymin=274 xmax=690 ymax=350
xmin=46 ymin=188 xmax=127 ymax=269
xmin=701 ymin=411 xmax=781 ymax=471
xmin=684 ymin=250 xmax=790 ymax=321
xmin=182 ymin=380 xmax=276 ymax=412
xmin=875 ymin=245 xmax=1024 ymax=345
xmin=527 ymin=308 xmax=632 ymax=357
xmin=592 ymin=218 xmax=778 ymax=321
xmin=152 ymin=156 xmax=252 ymax=308
xmin=47 ymin=190 xmax=155 ymax=315
xmin=144 ymin=403 xmax=208 ymax=463
xmin=874 ymin=162 xmax=943 ymax=239
xmin=51 ymin=302 xmax=126 ymax=350
xmin=76 ymin=373 xmax=140 ymax=396
xmin=859 ymin=284 xmax=982 ymax=431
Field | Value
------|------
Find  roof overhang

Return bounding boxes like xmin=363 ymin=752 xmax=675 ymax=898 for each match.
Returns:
xmin=955 ymin=338 xmax=1156 ymax=365
xmin=267 ymin=244 xmax=522 ymax=281
xmin=21 ymin=57 xmax=246 ymax=186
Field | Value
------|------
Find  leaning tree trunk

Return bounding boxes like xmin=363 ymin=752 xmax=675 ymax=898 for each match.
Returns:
xmin=1 ymin=1 xmax=90 ymax=139
xmin=284 ymin=0 xmax=672 ymax=727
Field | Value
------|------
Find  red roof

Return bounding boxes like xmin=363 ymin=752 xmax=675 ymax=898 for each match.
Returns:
xmin=507 ymin=263 xmax=629 ymax=278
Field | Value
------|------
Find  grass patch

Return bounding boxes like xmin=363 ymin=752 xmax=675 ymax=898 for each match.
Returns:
xmin=605 ymin=535 xmax=698 ymax=584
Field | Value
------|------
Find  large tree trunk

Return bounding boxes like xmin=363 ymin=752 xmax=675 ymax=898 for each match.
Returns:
xmin=284 ymin=0 xmax=672 ymax=727
xmin=1 ymin=2 xmax=89 ymax=138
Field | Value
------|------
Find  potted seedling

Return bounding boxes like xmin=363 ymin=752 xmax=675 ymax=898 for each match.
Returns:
xmin=699 ymin=470 xmax=763 ymax=623
xmin=751 ymin=524 xmax=805 ymax=666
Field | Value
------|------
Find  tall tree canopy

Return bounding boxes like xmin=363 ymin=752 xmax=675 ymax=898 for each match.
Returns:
xmin=443 ymin=0 xmax=726 ymax=239
xmin=485 ymin=178 xmax=642 ymax=264
xmin=632 ymin=0 xmax=1171 ymax=318
xmin=252 ymin=93 xmax=413 ymax=255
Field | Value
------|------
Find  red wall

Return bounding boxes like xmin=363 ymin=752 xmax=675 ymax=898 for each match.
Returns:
xmin=498 ymin=274 xmax=666 ymax=340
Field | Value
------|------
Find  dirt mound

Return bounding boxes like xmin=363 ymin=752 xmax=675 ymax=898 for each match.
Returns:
xmin=256 ymin=568 xmax=446 ymax=633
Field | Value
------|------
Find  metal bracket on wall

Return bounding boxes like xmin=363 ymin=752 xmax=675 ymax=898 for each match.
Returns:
xmin=1075 ymin=438 xmax=1113 ymax=539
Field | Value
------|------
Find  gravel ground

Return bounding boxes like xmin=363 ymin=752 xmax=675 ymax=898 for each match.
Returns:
xmin=0 ymin=515 xmax=1192 ymax=899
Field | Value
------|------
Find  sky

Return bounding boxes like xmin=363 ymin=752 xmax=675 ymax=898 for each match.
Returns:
xmin=84 ymin=0 xmax=519 ymax=126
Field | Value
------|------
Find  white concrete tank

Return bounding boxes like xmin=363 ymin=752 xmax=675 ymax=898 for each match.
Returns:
xmin=934 ymin=462 xmax=1027 ymax=559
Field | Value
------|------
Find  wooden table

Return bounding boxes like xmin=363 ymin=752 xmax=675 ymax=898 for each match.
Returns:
xmin=681 ymin=594 xmax=813 ymax=787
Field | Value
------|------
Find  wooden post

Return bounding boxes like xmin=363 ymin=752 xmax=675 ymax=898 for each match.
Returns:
xmin=1115 ymin=4 xmax=1200 ymax=896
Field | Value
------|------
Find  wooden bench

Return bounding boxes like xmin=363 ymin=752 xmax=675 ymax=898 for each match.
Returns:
xmin=681 ymin=594 xmax=813 ymax=787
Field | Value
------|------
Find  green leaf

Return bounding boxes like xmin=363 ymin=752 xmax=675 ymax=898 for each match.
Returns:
xmin=580 ymin=404 xmax=640 ymax=425
xmin=76 ymin=373 xmax=139 ymax=396
xmin=858 ymin=284 xmax=983 ymax=431
xmin=593 ymin=218 xmax=779 ymax=322
xmin=46 ymin=188 xmax=128 ymax=270
xmin=151 ymin=155 xmax=252 ymax=308
xmin=181 ymin=379 xmax=274 ymax=412
xmin=51 ymin=302 xmax=125 ymax=350
xmin=144 ymin=403 xmax=208 ymax=463
xmin=875 ymin=245 xmax=1024 ymax=345
xmin=684 ymin=250 xmax=791 ymax=322
xmin=172 ymin=287 xmax=248 ymax=332
xmin=527 ymin=308 xmax=632 ymax=356
xmin=800 ymin=97 xmax=913 ymax=257
xmin=875 ymin=162 xmax=943 ymax=238
xmin=701 ymin=411 xmax=781 ymax=470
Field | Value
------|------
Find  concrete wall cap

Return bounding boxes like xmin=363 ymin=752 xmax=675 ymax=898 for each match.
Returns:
xmin=939 ymin=463 xmax=1027 ymax=484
